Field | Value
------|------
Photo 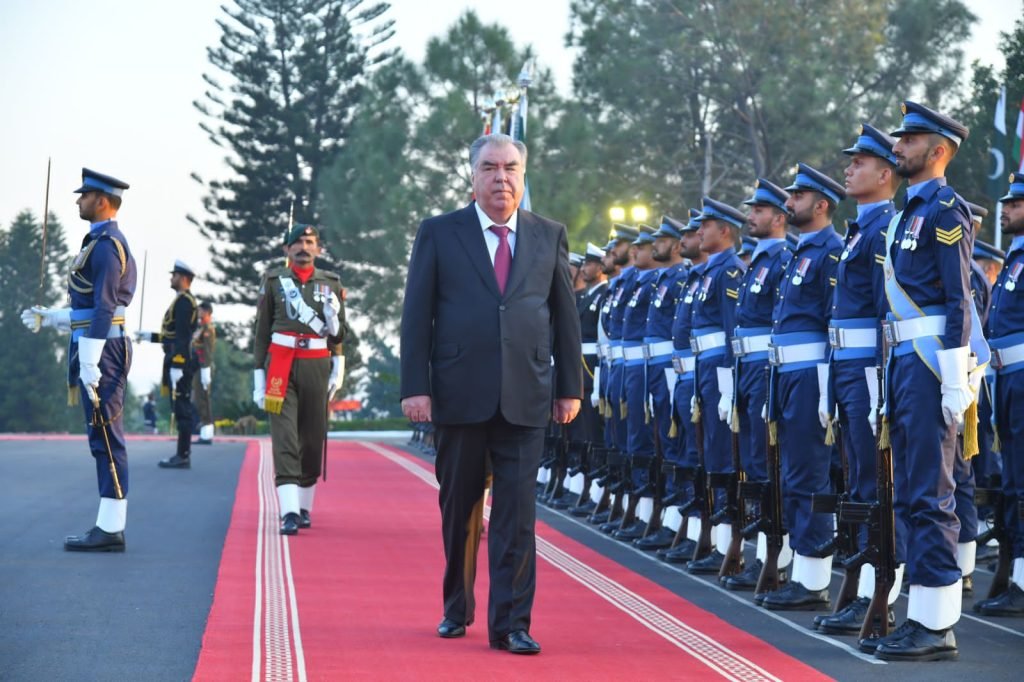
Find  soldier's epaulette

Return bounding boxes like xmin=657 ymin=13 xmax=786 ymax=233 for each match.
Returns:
xmin=934 ymin=187 xmax=970 ymax=246
xmin=317 ymin=270 xmax=342 ymax=282
xmin=726 ymin=268 xmax=741 ymax=279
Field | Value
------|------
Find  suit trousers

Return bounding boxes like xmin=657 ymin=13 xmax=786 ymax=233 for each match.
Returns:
xmin=435 ymin=412 xmax=544 ymax=640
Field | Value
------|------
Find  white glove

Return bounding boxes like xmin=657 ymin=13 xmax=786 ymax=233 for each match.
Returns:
xmin=134 ymin=330 xmax=153 ymax=343
xmin=690 ymin=394 xmax=697 ymax=414
xmin=324 ymin=291 xmax=342 ymax=337
xmin=200 ymin=366 xmax=212 ymax=390
xmin=327 ymin=355 xmax=345 ymax=400
xmin=936 ymin=346 xmax=973 ymax=429
xmin=816 ymin=363 xmax=832 ymax=430
xmin=253 ymin=369 xmax=266 ymax=409
xmin=22 ymin=306 xmax=71 ymax=333
xmin=864 ymin=366 xmax=881 ymax=437
xmin=78 ymin=336 xmax=105 ymax=395
xmin=716 ymin=366 xmax=734 ymax=425
xmin=590 ymin=365 xmax=601 ymax=408
xmin=761 ymin=402 xmax=767 ymax=421
xmin=169 ymin=368 xmax=183 ymax=390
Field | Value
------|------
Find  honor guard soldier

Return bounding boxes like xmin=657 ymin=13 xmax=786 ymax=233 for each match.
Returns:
xmin=761 ymin=163 xmax=845 ymax=611
xmin=723 ymin=179 xmax=795 ymax=591
xmin=193 ymin=301 xmax=217 ymax=445
xmin=616 ymin=224 xmax=660 ymax=539
xmin=569 ymin=251 xmax=585 ymax=292
xmin=686 ymin=198 xmax=746 ymax=573
xmin=565 ymin=242 xmax=608 ymax=511
xmin=974 ymin=174 xmax=1024 ymax=616
xmin=635 ymin=215 xmax=689 ymax=550
xmin=253 ymin=224 xmax=346 ymax=535
xmin=22 ymin=168 xmax=136 ymax=551
xmin=738 ymin=235 xmax=757 ymax=266
xmin=871 ymin=101 xmax=987 ymax=661
xmin=815 ymin=125 xmax=905 ymax=633
xmin=661 ymin=210 xmax=708 ymax=562
xmin=970 ymin=233 xmax=1004 ymax=497
xmin=137 ymin=260 xmax=199 ymax=468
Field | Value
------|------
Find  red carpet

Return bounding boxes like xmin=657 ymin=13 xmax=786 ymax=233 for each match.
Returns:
xmin=195 ymin=440 xmax=830 ymax=681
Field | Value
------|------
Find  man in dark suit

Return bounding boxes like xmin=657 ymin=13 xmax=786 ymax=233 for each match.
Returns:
xmin=400 ymin=133 xmax=582 ymax=655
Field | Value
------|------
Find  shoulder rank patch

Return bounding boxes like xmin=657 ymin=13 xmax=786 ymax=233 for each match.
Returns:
xmin=829 ymin=253 xmax=840 ymax=262
xmin=727 ymin=268 xmax=740 ymax=279
xmin=935 ymin=225 xmax=963 ymax=246
xmin=939 ymin=197 xmax=956 ymax=208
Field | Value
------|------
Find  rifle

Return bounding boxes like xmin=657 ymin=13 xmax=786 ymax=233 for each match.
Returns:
xmin=857 ymin=364 xmax=897 ymax=648
xmin=637 ymin=404 xmax=667 ymax=539
xmin=974 ymin=477 xmax=1010 ymax=599
xmin=812 ymin=417 xmax=862 ymax=615
xmin=690 ymin=392 xmax=713 ymax=561
xmin=545 ymin=428 xmax=571 ymax=508
xmin=714 ymin=366 xmax=745 ymax=579
xmin=567 ymin=439 xmax=596 ymax=514
xmin=755 ymin=365 xmax=785 ymax=596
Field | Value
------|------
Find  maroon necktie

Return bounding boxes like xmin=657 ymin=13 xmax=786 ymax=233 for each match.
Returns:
xmin=490 ymin=225 xmax=511 ymax=294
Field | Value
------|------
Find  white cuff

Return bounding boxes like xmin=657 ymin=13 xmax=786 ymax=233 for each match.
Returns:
xmin=78 ymin=336 xmax=106 ymax=366
xmin=277 ymin=483 xmax=300 ymax=517
xmin=907 ymin=582 xmax=961 ymax=630
xmin=96 ymin=497 xmax=127 ymax=533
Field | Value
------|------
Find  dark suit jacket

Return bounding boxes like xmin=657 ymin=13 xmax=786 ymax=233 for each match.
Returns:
xmin=400 ymin=203 xmax=582 ymax=427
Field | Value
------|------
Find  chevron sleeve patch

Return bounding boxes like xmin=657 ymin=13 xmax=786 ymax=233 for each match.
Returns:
xmin=874 ymin=254 xmax=886 ymax=265
xmin=828 ymin=277 xmax=837 ymax=286
xmin=935 ymin=225 xmax=963 ymax=246
xmin=725 ymin=288 xmax=739 ymax=299
xmin=829 ymin=254 xmax=840 ymax=262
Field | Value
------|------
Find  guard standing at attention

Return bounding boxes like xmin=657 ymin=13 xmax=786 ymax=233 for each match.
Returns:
xmin=569 ymin=242 xmax=608 ymax=478
xmin=687 ymin=197 xmax=746 ymax=574
xmin=816 ymin=124 xmax=905 ymax=634
xmin=973 ymin=174 xmax=1024 ymax=617
xmin=138 ymin=260 xmax=198 ymax=469
xmin=761 ymin=163 xmax=845 ymax=611
xmin=21 ymin=168 xmax=136 ymax=552
xmin=253 ymin=224 xmax=346 ymax=535
xmin=723 ymin=179 xmax=794 ymax=591
xmin=192 ymin=301 xmax=217 ymax=445
xmin=871 ymin=101 xmax=986 ymax=661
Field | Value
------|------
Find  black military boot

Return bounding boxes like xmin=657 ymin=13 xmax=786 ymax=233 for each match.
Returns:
xmin=612 ymin=519 xmax=646 ymax=541
xmin=817 ymin=596 xmax=895 ymax=634
xmin=687 ymin=550 xmax=725 ymax=575
xmin=634 ymin=527 xmax=675 ymax=551
xmin=723 ymin=558 xmax=763 ymax=591
xmin=973 ymin=583 xmax=1024 ymax=616
xmin=158 ymin=453 xmax=191 ymax=469
xmin=659 ymin=539 xmax=697 ymax=563
xmin=280 ymin=513 xmax=301 ymax=535
xmin=64 ymin=526 xmax=125 ymax=552
xmin=569 ymin=500 xmax=597 ymax=517
xmin=299 ymin=509 xmax=312 ymax=529
xmin=873 ymin=620 xmax=957 ymax=661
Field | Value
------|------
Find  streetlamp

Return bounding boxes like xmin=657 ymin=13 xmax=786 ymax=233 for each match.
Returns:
xmin=631 ymin=205 xmax=650 ymax=224
xmin=609 ymin=206 xmax=626 ymax=223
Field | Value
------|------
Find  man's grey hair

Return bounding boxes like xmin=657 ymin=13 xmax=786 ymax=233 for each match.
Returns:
xmin=469 ymin=133 xmax=528 ymax=173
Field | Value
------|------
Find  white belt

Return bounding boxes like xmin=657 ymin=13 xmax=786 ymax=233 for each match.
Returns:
xmin=581 ymin=342 xmax=598 ymax=355
xmin=883 ymin=315 xmax=946 ymax=344
xmin=768 ymin=342 xmax=827 ymax=366
xmin=992 ymin=342 xmax=1024 ymax=371
xmin=646 ymin=340 xmax=675 ymax=358
xmin=690 ymin=332 xmax=727 ymax=354
xmin=271 ymin=332 xmax=328 ymax=350
xmin=610 ymin=346 xmax=624 ymax=360
xmin=622 ymin=346 xmax=646 ymax=361
xmin=828 ymin=326 xmax=876 ymax=349
xmin=673 ymin=356 xmax=697 ymax=374
xmin=599 ymin=343 xmax=611 ymax=359
xmin=731 ymin=334 xmax=771 ymax=357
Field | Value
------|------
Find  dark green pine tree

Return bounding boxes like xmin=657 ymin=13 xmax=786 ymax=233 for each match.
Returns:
xmin=189 ymin=0 xmax=395 ymax=306
xmin=0 ymin=211 xmax=81 ymax=432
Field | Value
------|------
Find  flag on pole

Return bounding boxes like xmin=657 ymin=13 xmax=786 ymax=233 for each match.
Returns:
xmin=1014 ymin=95 xmax=1024 ymax=173
xmin=990 ymin=87 xmax=1009 ymax=205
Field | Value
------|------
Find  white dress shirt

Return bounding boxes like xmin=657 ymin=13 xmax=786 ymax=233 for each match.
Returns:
xmin=475 ymin=202 xmax=519 ymax=264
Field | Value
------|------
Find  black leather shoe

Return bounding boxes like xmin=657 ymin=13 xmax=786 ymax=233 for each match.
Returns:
xmin=858 ymin=616 xmax=915 ymax=653
xmin=280 ymin=513 xmax=300 ymax=535
xmin=490 ymin=629 xmax=540 ymax=654
xmin=612 ymin=520 xmax=646 ymax=541
xmin=437 ymin=618 xmax=466 ymax=638
xmin=723 ymin=559 xmax=763 ymax=591
xmin=659 ymin=540 xmax=697 ymax=564
xmin=762 ymin=581 xmax=830 ymax=611
xmin=64 ymin=526 xmax=125 ymax=552
xmin=299 ymin=509 xmax=312 ymax=529
xmin=633 ymin=527 xmax=675 ymax=551
xmin=973 ymin=583 xmax=1024 ymax=616
xmin=569 ymin=501 xmax=597 ymax=517
xmin=687 ymin=550 xmax=725 ymax=574
xmin=817 ymin=597 xmax=895 ymax=635
xmin=158 ymin=454 xmax=191 ymax=469
xmin=588 ymin=510 xmax=611 ymax=525
xmin=873 ymin=619 xmax=957 ymax=661
xmin=961 ymin=574 xmax=973 ymax=595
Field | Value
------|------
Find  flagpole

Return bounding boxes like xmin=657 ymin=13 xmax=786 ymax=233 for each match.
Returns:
xmin=995 ymin=201 xmax=1003 ymax=249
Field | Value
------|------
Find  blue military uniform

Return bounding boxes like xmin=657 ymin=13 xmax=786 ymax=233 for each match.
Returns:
xmin=60 ymin=169 xmax=136 ymax=551
xmin=877 ymin=102 xmax=985 ymax=655
xmin=687 ymin=197 xmax=746 ymax=572
xmin=974 ymin=174 xmax=1024 ymax=616
xmin=762 ymin=163 xmax=845 ymax=609
xmin=722 ymin=179 xmax=794 ymax=589
xmin=601 ymin=225 xmax=640 ymax=455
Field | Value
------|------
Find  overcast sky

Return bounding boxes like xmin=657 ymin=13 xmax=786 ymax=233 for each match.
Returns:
xmin=0 ymin=0 xmax=1015 ymax=394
